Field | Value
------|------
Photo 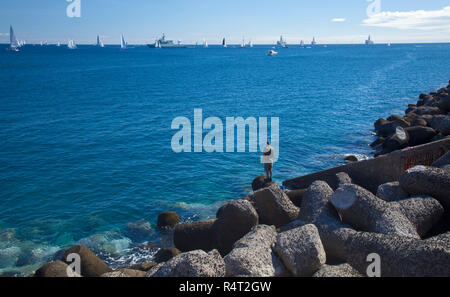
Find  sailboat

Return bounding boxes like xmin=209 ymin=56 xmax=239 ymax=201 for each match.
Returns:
xmin=67 ymin=39 xmax=77 ymax=49
xmin=240 ymin=38 xmax=246 ymax=48
xmin=120 ymin=34 xmax=127 ymax=49
xmin=97 ymin=35 xmax=104 ymax=47
xmin=300 ymin=40 xmax=305 ymax=47
xmin=387 ymin=42 xmax=391 ymax=47
xmin=8 ymin=26 xmax=20 ymax=51
xmin=311 ymin=37 xmax=317 ymax=46
xmin=56 ymin=42 xmax=61 ymax=47
xmin=222 ymin=38 xmax=227 ymax=48
xmin=248 ymin=40 xmax=253 ymax=48
xmin=203 ymin=39 xmax=208 ymax=48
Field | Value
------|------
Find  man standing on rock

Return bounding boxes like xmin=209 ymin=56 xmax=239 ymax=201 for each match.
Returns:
xmin=262 ymin=141 xmax=275 ymax=181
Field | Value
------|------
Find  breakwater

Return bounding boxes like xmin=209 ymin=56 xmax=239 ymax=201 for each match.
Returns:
xmin=21 ymin=81 xmax=450 ymax=277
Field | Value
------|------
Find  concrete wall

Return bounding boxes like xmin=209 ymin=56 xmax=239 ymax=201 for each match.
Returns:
xmin=283 ymin=138 xmax=450 ymax=193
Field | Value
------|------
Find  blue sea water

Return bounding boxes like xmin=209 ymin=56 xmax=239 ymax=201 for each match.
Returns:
xmin=1 ymin=43 xmax=450 ymax=275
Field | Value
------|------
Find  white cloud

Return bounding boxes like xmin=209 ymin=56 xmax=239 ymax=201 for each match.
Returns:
xmin=363 ymin=6 xmax=450 ymax=31
xmin=331 ymin=18 xmax=346 ymax=22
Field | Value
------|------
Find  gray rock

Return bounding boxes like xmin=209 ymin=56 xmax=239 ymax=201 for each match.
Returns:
xmin=432 ymin=151 xmax=450 ymax=168
xmin=312 ymin=263 xmax=363 ymax=277
xmin=382 ymin=127 xmax=409 ymax=152
xmin=425 ymin=232 xmax=450 ymax=249
xmin=278 ymin=219 xmax=307 ymax=233
xmin=393 ymin=196 xmax=444 ymax=237
xmin=149 ymin=249 xmax=226 ymax=277
xmin=427 ymin=115 xmax=450 ymax=135
xmin=399 ymin=165 xmax=450 ymax=209
xmin=376 ymin=182 xmax=409 ymax=202
xmin=334 ymin=172 xmax=352 ymax=187
xmin=330 ymin=184 xmax=419 ymax=238
xmin=438 ymin=95 xmax=450 ymax=112
xmin=224 ymin=225 xmax=287 ymax=277
xmin=286 ymin=189 xmax=306 ymax=207
xmin=274 ymin=224 xmax=326 ymax=276
xmin=314 ymin=217 xmax=356 ymax=264
xmin=345 ymin=232 xmax=450 ymax=277
xmin=101 ymin=268 xmax=146 ymax=277
xmin=62 ymin=245 xmax=112 ymax=277
xmin=404 ymin=126 xmax=436 ymax=146
xmin=153 ymin=248 xmax=181 ymax=263
xmin=35 ymin=260 xmax=81 ymax=277
xmin=251 ymin=175 xmax=275 ymax=191
xmin=253 ymin=184 xmax=299 ymax=227
xmin=415 ymin=106 xmax=443 ymax=116
xmin=174 ymin=219 xmax=217 ymax=252
xmin=213 ymin=199 xmax=259 ymax=256
xmin=299 ymin=181 xmax=335 ymax=223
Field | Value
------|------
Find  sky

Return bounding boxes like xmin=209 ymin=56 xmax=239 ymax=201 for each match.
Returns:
xmin=0 ymin=0 xmax=449 ymax=44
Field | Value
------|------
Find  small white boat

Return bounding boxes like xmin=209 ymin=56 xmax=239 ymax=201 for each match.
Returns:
xmin=97 ymin=35 xmax=104 ymax=47
xmin=387 ymin=42 xmax=391 ymax=47
xmin=240 ymin=38 xmax=246 ymax=48
xmin=267 ymin=49 xmax=278 ymax=56
xmin=56 ymin=42 xmax=61 ymax=47
xmin=8 ymin=26 xmax=20 ymax=51
xmin=248 ymin=40 xmax=253 ymax=48
xmin=67 ymin=39 xmax=77 ymax=49
xmin=120 ymin=34 xmax=127 ymax=49
xmin=203 ymin=39 xmax=208 ymax=48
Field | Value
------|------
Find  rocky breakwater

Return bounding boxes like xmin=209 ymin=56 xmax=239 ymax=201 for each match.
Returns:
xmin=372 ymin=80 xmax=450 ymax=156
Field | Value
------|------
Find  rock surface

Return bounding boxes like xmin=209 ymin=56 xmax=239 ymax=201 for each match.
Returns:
xmin=399 ymin=165 xmax=450 ymax=209
xmin=253 ymin=184 xmax=299 ymax=227
xmin=345 ymin=232 xmax=450 ymax=277
xmin=213 ymin=199 xmax=259 ymax=256
xmin=101 ymin=268 xmax=146 ymax=277
xmin=299 ymin=181 xmax=335 ymax=223
xmin=224 ymin=225 xmax=286 ymax=277
xmin=148 ymin=249 xmax=226 ymax=277
xmin=62 ymin=245 xmax=112 ymax=277
xmin=35 ymin=260 xmax=81 ymax=277
xmin=157 ymin=211 xmax=180 ymax=229
xmin=153 ymin=248 xmax=181 ymax=263
xmin=393 ymin=196 xmax=444 ymax=237
xmin=330 ymin=184 xmax=419 ymax=238
xmin=312 ymin=263 xmax=363 ymax=277
xmin=251 ymin=175 xmax=275 ymax=191
xmin=274 ymin=224 xmax=326 ymax=276
xmin=174 ymin=219 xmax=217 ymax=252
xmin=376 ymin=182 xmax=409 ymax=202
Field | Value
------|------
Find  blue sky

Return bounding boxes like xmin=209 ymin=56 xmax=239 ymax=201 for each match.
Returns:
xmin=1 ymin=0 xmax=449 ymax=44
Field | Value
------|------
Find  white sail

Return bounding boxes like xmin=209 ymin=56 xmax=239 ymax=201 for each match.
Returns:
xmin=222 ymin=38 xmax=227 ymax=48
xmin=203 ymin=39 xmax=208 ymax=48
xmin=241 ymin=38 xmax=245 ymax=48
xmin=67 ymin=39 xmax=77 ymax=49
xmin=121 ymin=34 xmax=127 ymax=49
xmin=97 ymin=35 xmax=104 ymax=47
xmin=10 ymin=26 xmax=20 ymax=49
xmin=248 ymin=40 xmax=253 ymax=48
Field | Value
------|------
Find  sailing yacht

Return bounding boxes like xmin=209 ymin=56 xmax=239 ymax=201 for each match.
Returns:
xmin=387 ymin=42 xmax=391 ymax=47
xmin=222 ymin=38 xmax=227 ymax=48
xmin=311 ymin=37 xmax=317 ymax=45
xmin=240 ymin=38 xmax=246 ymax=48
xmin=8 ymin=26 xmax=20 ymax=51
xmin=97 ymin=35 xmax=104 ymax=47
xmin=56 ymin=42 xmax=61 ymax=47
xmin=300 ymin=40 xmax=305 ymax=47
xmin=121 ymin=34 xmax=127 ymax=49
xmin=67 ymin=40 xmax=77 ymax=49
xmin=203 ymin=39 xmax=208 ymax=48
xmin=248 ymin=40 xmax=253 ymax=48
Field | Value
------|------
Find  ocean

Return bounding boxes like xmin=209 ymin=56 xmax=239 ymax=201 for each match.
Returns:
xmin=1 ymin=43 xmax=450 ymax=275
